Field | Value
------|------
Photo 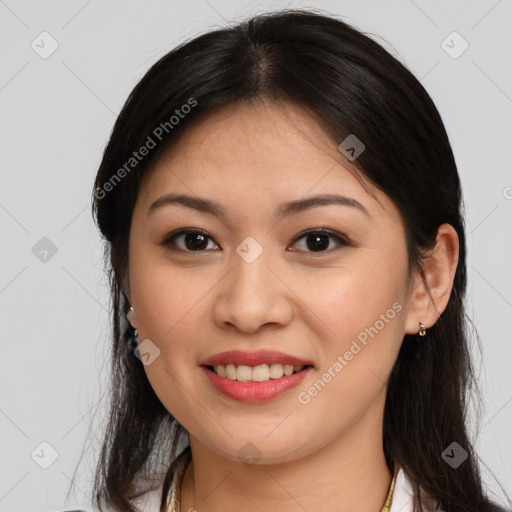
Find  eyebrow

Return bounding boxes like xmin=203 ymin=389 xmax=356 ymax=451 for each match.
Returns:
xmin=148 ymin=192 xmax=371 ymax=219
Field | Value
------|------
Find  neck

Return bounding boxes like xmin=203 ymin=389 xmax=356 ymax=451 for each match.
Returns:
xmin=179 ymin=416 xmax=392 ymax=512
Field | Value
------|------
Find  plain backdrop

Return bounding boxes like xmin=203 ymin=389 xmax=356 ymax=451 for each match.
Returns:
xmin=1 ymin=1 xmax=511 ymax=510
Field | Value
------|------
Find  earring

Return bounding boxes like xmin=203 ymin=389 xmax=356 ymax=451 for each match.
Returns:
xmin=128 ymin=306 xmax=138 ymax=349
xmin=418 ymin=322 xmax=427 ymax=336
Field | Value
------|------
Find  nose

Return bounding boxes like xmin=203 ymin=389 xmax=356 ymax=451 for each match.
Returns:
xmin=212 ymin=249 xmax=293 ymax=334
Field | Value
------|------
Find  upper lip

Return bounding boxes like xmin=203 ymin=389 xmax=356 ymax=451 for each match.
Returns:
xmin=200 ymin=350 xmax=315 ymax=367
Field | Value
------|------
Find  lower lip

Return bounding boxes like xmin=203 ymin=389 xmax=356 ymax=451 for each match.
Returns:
xmin=201 ymin=366 xmax=312 ymax=403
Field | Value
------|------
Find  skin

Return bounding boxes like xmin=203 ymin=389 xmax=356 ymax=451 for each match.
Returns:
xmin=125 ymin=100 xmax=459 ymax=512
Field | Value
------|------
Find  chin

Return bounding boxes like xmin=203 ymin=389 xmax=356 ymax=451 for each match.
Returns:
xmin=192 ymin=427 xmax=318 ymax=466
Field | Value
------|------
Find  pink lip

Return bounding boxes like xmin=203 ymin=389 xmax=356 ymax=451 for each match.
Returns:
xmin=201 ymin=366 xmax=313 ymax=403
xmin=200 ymin=349 xmax=314 ymax=367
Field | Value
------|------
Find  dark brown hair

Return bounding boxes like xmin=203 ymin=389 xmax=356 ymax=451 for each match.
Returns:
xmin=84 ymin=8 xmax=508 ymax=512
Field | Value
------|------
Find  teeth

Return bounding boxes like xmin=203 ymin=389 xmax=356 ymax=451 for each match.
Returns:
xmin=269 ymin=363 xmax=284 ymax=379
xmin=252 ymin=364 xmax=269 ymax=382
xmin=236 ymin=365 xmax=252 ymax=382
xmin=283 ymin=364 xmax=294 ymax=376
xmin=212 ymin=363 xmax=307 ymax=382
xmin=225 ymin=363 xmax=237 ymax=380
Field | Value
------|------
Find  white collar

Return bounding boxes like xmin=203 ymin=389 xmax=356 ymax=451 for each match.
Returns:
xmin=140 ymin=466 xmax=420 ymax=512
xmin=390 ymin=468 xmax=415 ymax=512
xmin=76 ymin=466 xmax=423 ymax=512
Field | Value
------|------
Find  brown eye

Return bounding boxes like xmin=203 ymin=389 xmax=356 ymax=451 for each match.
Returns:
xmin=161 ymin=229 xmax=219 ymax=252
xmin=289 ymin=229 xmax=349 ymax=253
xmin=161 ymin=228 xmax=349 ymax=254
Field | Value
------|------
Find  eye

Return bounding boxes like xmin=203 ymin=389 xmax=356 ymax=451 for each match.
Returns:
xmin=161 ymin=228 xmax=220 ymax=252
xmin=161 ymin=228 xmax=350 ymax=254
xmin=289 ymin=229 xmax=350 ymax=254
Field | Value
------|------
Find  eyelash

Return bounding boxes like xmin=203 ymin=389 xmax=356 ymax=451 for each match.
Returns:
xmin=160 ymin=227 xmax=351 ymax=255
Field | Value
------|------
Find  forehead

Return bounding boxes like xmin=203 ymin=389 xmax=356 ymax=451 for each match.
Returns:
xmin=152 ymin=100 xmax=345 ymax=177
xmin=135 ymin=100 xmax=398 ymax=223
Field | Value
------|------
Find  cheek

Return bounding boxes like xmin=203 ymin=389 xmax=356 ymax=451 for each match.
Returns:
xmin=293 ymin=267 xmax=406 ymax=428
xmin=130 ymin=263 xmax=203 ymax=343
xmin=294 ymin=255 xmax=406 ymax=341
xmin=291 ymin=252 xmax=408 ymax=408
xmin=128 ymin=242 xmax=225 ymax=376
xmin=128 ymin=253 xmax=208 ymax=411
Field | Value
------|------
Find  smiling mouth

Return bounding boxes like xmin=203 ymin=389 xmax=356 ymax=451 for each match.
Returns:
xmin=203 ymin=363 xmax=313 ymax=383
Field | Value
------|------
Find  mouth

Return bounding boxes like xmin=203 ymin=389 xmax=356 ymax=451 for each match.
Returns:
xmin=199 ymin=350 xmax=315 ymax=402
xmin=203 ymin=363 xmax=313 ymax=382
xmin=200 ymin=363 xmax=314 ymax=403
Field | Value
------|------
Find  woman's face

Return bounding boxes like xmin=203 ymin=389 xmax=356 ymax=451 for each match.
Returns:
xmin=127 ymin=100 xmax=420 ymax=464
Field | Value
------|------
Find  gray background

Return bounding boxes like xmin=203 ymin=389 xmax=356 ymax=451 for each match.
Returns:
xmin=1 ymin=0 xmax=511 ymax=510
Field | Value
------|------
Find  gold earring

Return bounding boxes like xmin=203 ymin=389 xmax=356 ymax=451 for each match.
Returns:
xmin=418 ymin=322 xmax=427 ymax=336
xmin=128 ymin=306 xmax=138 ymax=337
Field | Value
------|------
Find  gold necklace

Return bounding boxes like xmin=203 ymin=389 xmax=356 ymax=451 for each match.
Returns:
xmin=381 ymin=471 xmax=396 ymax=512
xmin=167 ymin=452 xmax=396 ymax=512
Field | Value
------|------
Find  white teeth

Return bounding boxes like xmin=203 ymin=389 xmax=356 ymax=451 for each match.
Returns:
xmin=252 ymin=364 xmax=270 ymax=382
xmin=268 ymin=363 xmax=284 ymax=379
xmin=212 ymin=363 xmax=307 ymax=382
xmin=225 ymin=363 xmax=237 ymax=380
xmin=236 ymin=365 xmax=252 ymax=382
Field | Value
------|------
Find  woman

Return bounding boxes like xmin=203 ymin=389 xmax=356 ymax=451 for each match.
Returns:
xmin=88 ymin=8 xmax=508 ymax=512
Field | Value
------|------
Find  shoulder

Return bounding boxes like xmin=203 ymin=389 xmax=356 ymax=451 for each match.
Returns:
xmin=134 ymin=482 xmax=165 ymax=512
xmin=391 ymin=469 xmax=510 ymax=512
xmin=50 ymin=509 xmax=97 ymax=512
xmin=54 ymin=482 xmax=165 ymax=512
xmin=391 ymin=468 xmax=447 ymax=512
xmin=49 ymin=508 xmax=97 ymax=512
xmin=390 ymin=468 xmax=415 ymax=512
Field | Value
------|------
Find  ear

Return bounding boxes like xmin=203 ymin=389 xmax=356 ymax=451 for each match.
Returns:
xmin=121 ymin=275 xmax=139 ymax=329
xmin=119 ymin=270 xmax=137 ymax=327
xmin=404 ymin=223 xmax=459 ymax=335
